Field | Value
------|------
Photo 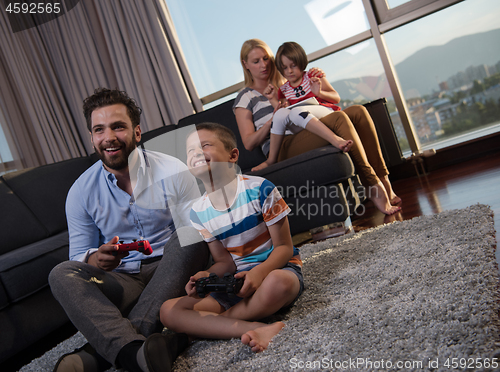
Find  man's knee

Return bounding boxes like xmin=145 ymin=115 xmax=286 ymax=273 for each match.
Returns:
xmin=49 ymin=260 xmax=80 ymax=297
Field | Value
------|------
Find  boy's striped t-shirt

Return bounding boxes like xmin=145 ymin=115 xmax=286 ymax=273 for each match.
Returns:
xmin=190 ymin=175 xmax=302 ymax=271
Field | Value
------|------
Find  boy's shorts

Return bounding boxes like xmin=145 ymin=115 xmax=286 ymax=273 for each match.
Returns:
xmin=210 ymin=263 xmax=304 ymax=311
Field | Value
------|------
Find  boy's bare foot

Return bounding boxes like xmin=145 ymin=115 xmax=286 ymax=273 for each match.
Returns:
xmin=380 ymin=175 xmax=401 ymax=205
xmin=368 ymin=182 xmax=401 ymax=215
xmin=251 ymin=160 xmax=272 ymax=172
xmin=241 ymin=322 xmax=285 ymax=353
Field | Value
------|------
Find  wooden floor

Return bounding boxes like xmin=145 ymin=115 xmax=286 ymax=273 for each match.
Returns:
xmin=3 ymin=151 xmax=500 ymax=372
xmin=294 ymin=151 xmax=500 ymax=265
xmin=352 ymin=150 xmax=500 ymax=237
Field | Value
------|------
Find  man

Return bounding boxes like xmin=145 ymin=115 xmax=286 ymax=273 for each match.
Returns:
xmin=49 ymin=88 xmax=209 ymax=372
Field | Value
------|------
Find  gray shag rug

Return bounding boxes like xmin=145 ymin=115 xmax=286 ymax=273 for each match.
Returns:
xmin=22 ymin=204 xmax=500 ymax=372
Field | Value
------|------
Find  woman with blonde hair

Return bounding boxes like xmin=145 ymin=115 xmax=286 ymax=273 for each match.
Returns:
xmin=233 ymin=38 xmax=401 ymax=215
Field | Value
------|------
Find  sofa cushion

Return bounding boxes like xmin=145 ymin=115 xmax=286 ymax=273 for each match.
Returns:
xmin=249 ymin=146 xmax=355 ymax=197
xmin=177 ymin=99 xmax=267 ymax=172
xmin=2 ymin=157 xmax=93 ymax=236
xmin=0 ymin=231 xmax=69 ymax=303
xmin=0 ymin=282 xmax=8 ymax=311
xmin=0 ymin=178 xmax=48 ymax=255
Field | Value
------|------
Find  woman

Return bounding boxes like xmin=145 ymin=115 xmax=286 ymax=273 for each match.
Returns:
xmin=233 ymin=39 xmax=400 ymax=215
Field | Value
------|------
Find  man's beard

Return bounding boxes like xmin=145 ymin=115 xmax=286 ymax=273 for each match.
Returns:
xmin=95 ymin=137 xmax=137 ymax=171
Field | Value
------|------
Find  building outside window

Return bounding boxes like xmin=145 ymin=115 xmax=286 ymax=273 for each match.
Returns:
xmin=164 ymin=0 xmax=500 ymax=156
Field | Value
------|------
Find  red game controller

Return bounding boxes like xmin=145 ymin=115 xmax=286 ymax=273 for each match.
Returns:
xmin=115 ymin=239 xmax=153 ymax=255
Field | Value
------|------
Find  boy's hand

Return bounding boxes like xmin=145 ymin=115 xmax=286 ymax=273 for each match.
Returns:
xmin=235 ymin=270 xmax=265 ymax=298
xmin=88 ymin=236 xmax=128 ymax=271
xmin=185 ymin=270 xmax=211 ymax=297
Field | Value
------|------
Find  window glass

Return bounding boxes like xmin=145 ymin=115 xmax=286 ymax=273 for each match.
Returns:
xmin=165 ymin=0 xmax=369 ymax=99
xmin=384 ymin=0 xmax=500 ymax=151
xmin=386 ymin=0 xmax=412 ymax=8
xmin=0 ymin=124 xmax=14 ymax=175
xmin=312 ymin=40 xmax=410 ymax=153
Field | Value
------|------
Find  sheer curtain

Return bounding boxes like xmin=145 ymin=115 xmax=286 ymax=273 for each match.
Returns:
xmin=0 ymin=0 xmax=197 ymax=170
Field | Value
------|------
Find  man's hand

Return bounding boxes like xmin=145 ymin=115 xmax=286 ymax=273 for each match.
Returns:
xmin=88 ymin=236 xmax=128 ymax=271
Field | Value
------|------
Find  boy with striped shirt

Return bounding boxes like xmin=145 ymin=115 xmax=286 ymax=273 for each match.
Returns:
xmin=159 ymin=122 xmax=303 ymax=353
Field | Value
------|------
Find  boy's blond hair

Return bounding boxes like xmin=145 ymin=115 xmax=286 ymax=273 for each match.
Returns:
xmin=275 ymin=42 xmax=309 ymax=76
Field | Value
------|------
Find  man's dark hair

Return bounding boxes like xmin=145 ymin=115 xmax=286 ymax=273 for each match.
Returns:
xmin=83 ymin=87 xmax=142 ymax=131
xmin=193 ymin=122 xmax=237 ymax=152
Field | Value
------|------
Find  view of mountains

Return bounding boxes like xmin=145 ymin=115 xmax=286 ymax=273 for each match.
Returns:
xmin=333 ymin=28 xmax=500 ymax=100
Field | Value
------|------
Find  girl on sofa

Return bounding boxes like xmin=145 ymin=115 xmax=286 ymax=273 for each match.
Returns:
xmin=251 ymin=41 xmax=353 ymax=173
xmin=233 ymin=38 xmax=401 ymax=215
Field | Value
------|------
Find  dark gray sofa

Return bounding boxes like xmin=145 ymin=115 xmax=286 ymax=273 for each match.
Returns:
xmin=0 ymin=156 xmax=97 ymax=363
xmin=1 ymin=97 xmax=398 ymax=364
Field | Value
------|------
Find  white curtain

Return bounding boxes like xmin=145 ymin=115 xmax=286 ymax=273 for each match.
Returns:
xmin=0 ymin=0 xmax=198 ymax=170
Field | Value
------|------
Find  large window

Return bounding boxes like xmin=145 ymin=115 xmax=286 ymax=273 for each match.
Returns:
xmin=165 ymin=0 xmax=500 ymax=154
xmin=166 ymin=0 xmax=370 ymax=100
xmin=384 ymin=0 xmax=500 ymax=151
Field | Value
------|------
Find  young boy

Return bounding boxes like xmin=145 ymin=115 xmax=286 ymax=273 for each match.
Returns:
xmin=252 ymin=41 xmax=353 ymax=171
xmin=159 ymin=122 xmax=304 ymax=353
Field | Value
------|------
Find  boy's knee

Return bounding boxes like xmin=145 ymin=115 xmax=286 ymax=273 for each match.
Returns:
xmin=264 ymin=270 xmax=298 ymax=298
xmin=159 ymin=298 xmax=180 ymax=328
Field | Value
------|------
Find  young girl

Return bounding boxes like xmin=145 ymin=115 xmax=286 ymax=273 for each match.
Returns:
xmin=251 ymin=41 xmax=353 ymax=172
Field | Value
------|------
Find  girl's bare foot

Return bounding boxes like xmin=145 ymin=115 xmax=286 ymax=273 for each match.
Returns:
xmin=380 ymin=175 xmax=401 ymax=205
xmin=332 ymin=138 xmax=353 ymax=153
xmin=368 ymin=182 xmax=401 ymax=215
xmin=340 ymin=139 xmax=353 ymax=152
xmin=251 ymin=160 xmax=272 ymax=172
xmin=241 ymin=322 xmax=285 ymax=353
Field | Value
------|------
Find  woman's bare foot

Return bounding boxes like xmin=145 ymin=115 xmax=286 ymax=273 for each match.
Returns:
xmin=251 ymin=160 xmax=273 ymax=172
xmin=368 ymin=182 xmax=401 ymax=215
xmin=241 ymin=322 xmax=285 ymax=353
xmin=380 ymin=175 xmax=401 ymax=205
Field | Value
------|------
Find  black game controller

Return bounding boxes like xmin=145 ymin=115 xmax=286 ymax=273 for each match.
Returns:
xmin=195 ymin=273 xmax=244 ymax=298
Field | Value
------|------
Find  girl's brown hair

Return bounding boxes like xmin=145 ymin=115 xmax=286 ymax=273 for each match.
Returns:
xmin=275 ymin=42 xmax=309 ymax=76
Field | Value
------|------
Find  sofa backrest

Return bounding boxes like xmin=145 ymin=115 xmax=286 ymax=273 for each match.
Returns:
xmin=0 ymin=156 xmax=95 ymax=254
xmin=177 ymin=99 xmax=267 ymax=173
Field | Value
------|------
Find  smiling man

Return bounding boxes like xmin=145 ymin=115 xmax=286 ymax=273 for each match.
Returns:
xmin=49 ymin=88 xmax=209 ymax=372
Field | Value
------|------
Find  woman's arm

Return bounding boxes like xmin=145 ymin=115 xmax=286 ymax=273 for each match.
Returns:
xmin=234 ymin=107 xmax=272 ymax=151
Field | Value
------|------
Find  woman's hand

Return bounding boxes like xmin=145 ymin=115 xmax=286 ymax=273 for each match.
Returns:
xmin=308 ymin=67 xmax=325 ymax=79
